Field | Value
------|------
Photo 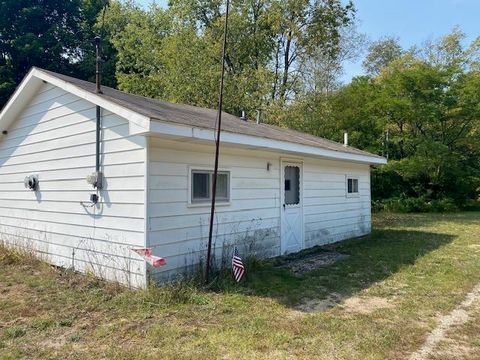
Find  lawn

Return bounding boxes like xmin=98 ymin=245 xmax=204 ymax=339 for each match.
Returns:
xmin=1 ymin=212 xmax=480 ymax=359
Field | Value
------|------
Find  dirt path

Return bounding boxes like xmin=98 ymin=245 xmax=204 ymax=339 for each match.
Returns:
xmin=409 ymin=283 xmax=480 ymax=360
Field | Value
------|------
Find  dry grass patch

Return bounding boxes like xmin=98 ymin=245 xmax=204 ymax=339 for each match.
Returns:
xmin=341 ymin=296 xmax=395 ymax=315
xmin=425 ymin=296 xmax=480 ymax=359
xmin=1 ymin=212 xmax=480 ymax=359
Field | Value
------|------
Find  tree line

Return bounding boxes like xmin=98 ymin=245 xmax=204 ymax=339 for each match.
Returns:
xmin=1 ymin=0 xmax=479 ymax=211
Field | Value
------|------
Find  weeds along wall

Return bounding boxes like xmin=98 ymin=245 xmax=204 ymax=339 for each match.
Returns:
xmin=0 ymin=83 xmax=147 ymax=287
xmin=146 ymin=138 xmax=371 ymax=282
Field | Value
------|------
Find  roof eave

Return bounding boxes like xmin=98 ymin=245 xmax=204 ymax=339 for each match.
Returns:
xmin=149 ymin=120 xmax=387 ymax=165
xmin=0 ymin=68 xmax=387 ymax=165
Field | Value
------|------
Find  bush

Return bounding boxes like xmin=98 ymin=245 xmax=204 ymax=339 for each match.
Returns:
xmin=374 ymin=196 xmax=460 ymax=213
xmin=464 ymin=200 xmax=480 ymax=211
xmin=429 ymin=198 xmax=459 ymax=212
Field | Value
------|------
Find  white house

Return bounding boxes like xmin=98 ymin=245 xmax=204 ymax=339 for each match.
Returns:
xmin=0 ymin=68 xmax=386 ymax=287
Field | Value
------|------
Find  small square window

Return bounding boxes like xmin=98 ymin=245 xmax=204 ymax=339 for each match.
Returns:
xmin=191 ymin=170 xmax=230 ymax=203
xmin=347 ymin=177 xmax=359 ymax=195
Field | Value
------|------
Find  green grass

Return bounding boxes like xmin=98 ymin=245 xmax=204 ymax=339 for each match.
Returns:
xmin=1 ymin=212 xmax=480 ymax=359
xmin=3 ymin=327 xmax=26 ymax=339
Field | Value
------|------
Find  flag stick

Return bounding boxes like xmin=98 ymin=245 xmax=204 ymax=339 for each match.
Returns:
xmin=205 ymin=0 xmax=230 ymax=284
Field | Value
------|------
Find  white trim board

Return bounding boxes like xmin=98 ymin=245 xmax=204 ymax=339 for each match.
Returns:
xmin=149 ymin=121 xmax=387 ymax=165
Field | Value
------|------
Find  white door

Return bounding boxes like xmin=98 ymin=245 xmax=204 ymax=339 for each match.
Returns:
xmin=281 ymin=161 xmax=303 ymax=254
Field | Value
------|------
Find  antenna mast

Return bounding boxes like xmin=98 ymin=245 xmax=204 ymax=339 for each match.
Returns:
xmin=205 ymin=0 xmax=230 ymax=284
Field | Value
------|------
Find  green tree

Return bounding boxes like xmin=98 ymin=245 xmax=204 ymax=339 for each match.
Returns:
xmin=76 ymin=0 xmax=117 ymax=88
xmin=102 ymin=2 xmax=171 ymax=97
xmin=0 ymin=0 xmax=111 ymax=108
xmin=271 ymin=0 xmax=355 ymax=101
xmin=104 ymin=0 xmax=355 ymax=118
xmin=335 ymin=30 xmax=480 ymax=208
xmin=0 ymin=0 xmax=80 ymax=106
xmin=362 ymin=37 xmax=403 ymax=76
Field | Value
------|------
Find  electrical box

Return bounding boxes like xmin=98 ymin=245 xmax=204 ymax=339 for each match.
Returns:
xmin=86 ymin=171 xmax=103 ymax=189
xmin=24 ymin=175 xmax=39 ymax=191
xmin=90 ymin=193 xmax=99 ymax=204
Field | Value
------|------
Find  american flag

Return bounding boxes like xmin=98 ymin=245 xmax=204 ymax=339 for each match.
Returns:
xmin=232 ymin=248 xmax=245 ymax=282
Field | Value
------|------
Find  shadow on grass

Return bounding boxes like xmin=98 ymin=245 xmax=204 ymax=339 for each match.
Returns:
xmin=223 ymin=228 xmax=456 ymax=311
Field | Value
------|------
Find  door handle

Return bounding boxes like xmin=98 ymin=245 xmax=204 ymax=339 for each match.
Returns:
xmin=283 ymin=204 xmax=286 ymax=209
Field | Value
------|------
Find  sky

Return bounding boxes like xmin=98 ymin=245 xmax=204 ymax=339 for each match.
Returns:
xmin=136 ymin=0 xmax=479 ymax=82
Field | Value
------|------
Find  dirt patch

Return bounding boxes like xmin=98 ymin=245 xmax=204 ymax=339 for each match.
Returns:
xmin=278 ymin=251 xmax=349 ymax=275
xmin=295 ymin=294 xmax=395 ymax=314
xmin=341 ymin=296 xmax=395 ymax=315
xmin=40 ymin=330 xmax=74 ymax=349
xmin=295 ymin=292 xmax=344 ymax=313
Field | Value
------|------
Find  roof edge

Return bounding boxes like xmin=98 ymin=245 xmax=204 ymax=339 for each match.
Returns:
xmin=150 ymin=120 xmax=387 ymax=165
xmin=0 ymin=67 xmax=387 ymax=165
xmin=0 ymin=68 xmax=41 ymax=133
xmin=0 ymin=67 xmax=151 ymax=135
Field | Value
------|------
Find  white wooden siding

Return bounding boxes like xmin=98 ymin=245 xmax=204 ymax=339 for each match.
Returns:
xmin=303 ymin=159 xmax=371 ymax=248
xmin=0 ymin=83 xmax=147 ymax=287
xmin=147 ymin=138 xmax=372 ymax=281
xmin=147 ymin=139 xmax=281 ymax=280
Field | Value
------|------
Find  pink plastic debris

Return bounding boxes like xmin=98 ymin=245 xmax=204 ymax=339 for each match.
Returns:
xmin=131 ymin=248 xmax=166 ymax=268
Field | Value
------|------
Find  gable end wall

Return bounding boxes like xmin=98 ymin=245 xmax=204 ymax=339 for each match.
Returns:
xmin=0 ymin=83 xmax=147 ymax=287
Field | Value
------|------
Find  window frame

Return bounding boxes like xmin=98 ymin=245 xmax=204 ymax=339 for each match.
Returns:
xmin=346 ymin=175 xmax=360 ymax=198
xmin=188 ymin=166 xmax=231 ymax=207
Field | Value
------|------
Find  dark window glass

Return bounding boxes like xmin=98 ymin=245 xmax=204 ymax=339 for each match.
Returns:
xmin=285 ymin=179 xmax=291 ymax=191
xmin=216 ymin=172 xmax=229 ymax=200
xmin=192 ymin=170 xmax=230 ymax=203
xmin=347 ymin=178 xmax=358 ymax=194
xmin=192 ymin=172 xmax=209 ymax=201
xmin=284 ymin=166 xmax=300 ymax=205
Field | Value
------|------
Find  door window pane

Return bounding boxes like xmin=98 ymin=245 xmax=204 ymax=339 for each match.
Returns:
xmin=285 ymin=179 xmax=291 ymax=191
xmin=284 ymin=166 xmax=300 ymax=205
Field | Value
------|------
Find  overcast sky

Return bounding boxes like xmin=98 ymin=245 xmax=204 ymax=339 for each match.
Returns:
xmin=136 ymin=0 xmax=479 ymax=82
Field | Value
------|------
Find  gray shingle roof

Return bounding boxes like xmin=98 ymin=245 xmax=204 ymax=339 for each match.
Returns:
xmin=40 ymin=68 xmax=384 ymax=160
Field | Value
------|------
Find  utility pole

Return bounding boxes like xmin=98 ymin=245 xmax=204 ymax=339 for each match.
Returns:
xmin=205 ymin=0 xmax=230 ymax=284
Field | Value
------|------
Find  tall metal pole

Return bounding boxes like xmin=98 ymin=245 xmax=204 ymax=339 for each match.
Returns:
xmin=205 ymin=0 xmax=230 ymax=284
xmin=94 ymin=36 xmax=102 ymax=176
xmin=94 ymin=36 xmax=102 ymax=95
